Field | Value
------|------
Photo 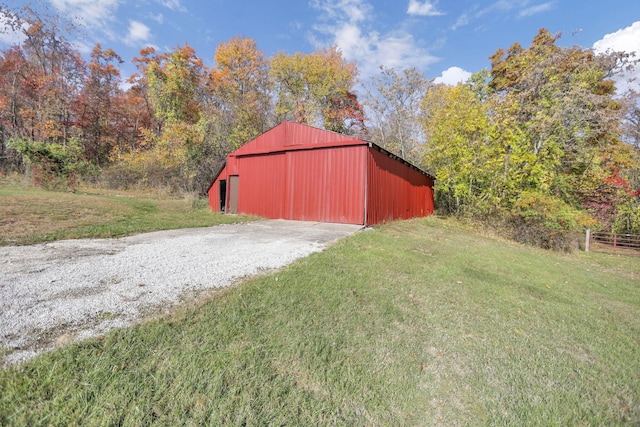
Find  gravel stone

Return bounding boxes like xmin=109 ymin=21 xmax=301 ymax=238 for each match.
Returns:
xmin=0 ymin=219 xmax=361 ymax=365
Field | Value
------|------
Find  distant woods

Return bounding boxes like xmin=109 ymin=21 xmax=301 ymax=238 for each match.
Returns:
xmin=1 ymin=5 xmax=639 ymax=246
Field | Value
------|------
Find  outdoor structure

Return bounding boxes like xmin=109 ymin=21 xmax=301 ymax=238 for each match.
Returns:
xmin=207 ymin=121 xmax=435 ymax=226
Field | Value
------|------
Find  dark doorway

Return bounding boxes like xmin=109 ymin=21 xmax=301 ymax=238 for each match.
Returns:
xmin=219 ymin=179 xmax=227 ymax=212
xmin=228 ymin=175 xmax=239 ymax=214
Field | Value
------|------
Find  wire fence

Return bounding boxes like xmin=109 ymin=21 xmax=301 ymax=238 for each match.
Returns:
xmin=586 ymin=230 xmax=640 ymax=256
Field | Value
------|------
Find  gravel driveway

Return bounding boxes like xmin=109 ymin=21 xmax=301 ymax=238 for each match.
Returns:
xmin=0 ymin=220 xmax=361 ymax=365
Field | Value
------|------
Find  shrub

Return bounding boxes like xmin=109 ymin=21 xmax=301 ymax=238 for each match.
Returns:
xmin=508 ymin=191 xmax=595 ymax=251
xmin=7 ymin=138 xmax=90 ymax=191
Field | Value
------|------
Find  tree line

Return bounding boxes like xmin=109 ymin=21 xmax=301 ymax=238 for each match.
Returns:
xmin=1 ymin=6 xmax=639 ymax=248
xmin=0 ymin=6 xmax=365 ymax=193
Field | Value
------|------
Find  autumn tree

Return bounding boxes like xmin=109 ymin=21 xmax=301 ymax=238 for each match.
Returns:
xmin=621 ymin=90 xmax=640 ymax=151
xmin=490 ymin=30 xmax=640 ymax=236
xmin=581 ymin=143 xmax=640 ymax=233
xmin=270 ymin=46 xmax=363 ymax=133
xmin=0 ymin=45 xmax=28 ymax=170
xmin=489 ymin=29 xmax=630 ymax=200
xmin=74 ymin=44 xmax=124 ymax=166
xmin=146 ymin=44 xmax=206 ymax=126
xmin=207 ymin=36 xmax=272 ymax=152
xmin=421 ymin=81 xmax=498 ymax=214
xmin=0 ymin=5 xmax=87 ymax=185
xmin=419 ymin=29 xmax=638 ymax=247
xmin=13 ymin=6 xmax=85 ymax=144
xmin=112 ymin=45 xmax=210 ymax=192
xmin=364 ymin=66 xmax=429 ymax=163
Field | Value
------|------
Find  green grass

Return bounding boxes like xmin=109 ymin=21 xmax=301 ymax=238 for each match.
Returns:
xmin=1 ymin=217 xmax=638 ymax=425
xmin=0 ymin=182 xmax=255 ymax=245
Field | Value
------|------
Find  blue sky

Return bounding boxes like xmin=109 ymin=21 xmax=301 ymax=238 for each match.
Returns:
xmin=2 ymin=0 xmax=640 ymax=88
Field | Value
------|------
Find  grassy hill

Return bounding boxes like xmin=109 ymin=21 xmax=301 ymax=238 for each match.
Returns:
xmin=0 ymin=182 xmax=253 ymax=245
xmin=0 ymin=186 xmax=638 ymax=425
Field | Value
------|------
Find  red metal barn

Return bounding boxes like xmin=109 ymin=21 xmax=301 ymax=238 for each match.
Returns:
xmin=207 ymin=121 xmax=435 ymax=226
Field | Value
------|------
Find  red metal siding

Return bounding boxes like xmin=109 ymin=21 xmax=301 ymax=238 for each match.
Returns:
xmin=208 ymin=165 xmax=227 ymax=211
xmin=208 ymin=122 xmax=434 ymax=225
xmin=365 ymin=148 xmax=434 ymax=226
xmin=237 ymin=153 xmax=286 ymax=219
xmin=227 ymin=146 xmax=366 ymax=224
xmin=284 ymin=146 xmax=366 ymax=224
xmin=207 ymin=157 xmax=239 ymax=212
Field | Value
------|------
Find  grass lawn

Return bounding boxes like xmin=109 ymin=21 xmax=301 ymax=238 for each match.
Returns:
xmin=0 ymin=180 xmax=255 ymax=245
xmin=0 ymin=186 xmax=638 ymax=425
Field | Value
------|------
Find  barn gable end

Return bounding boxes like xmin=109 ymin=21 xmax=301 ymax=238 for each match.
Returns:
xmin=232 ymin=121 xmax=360 ymax=156
xmin=208 ymin=121 xmax=434 ymax=225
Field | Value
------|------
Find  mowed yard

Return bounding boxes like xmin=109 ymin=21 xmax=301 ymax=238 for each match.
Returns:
xmin=0 ymin=182 xmax=254 ymax=246
xmin=1 ymin=183 xmax=639 ymax=425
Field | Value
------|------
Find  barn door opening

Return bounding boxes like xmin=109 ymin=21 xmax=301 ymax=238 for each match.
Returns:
xmin=219 ymin=179 xmax=227 ymax=212
xmin=228 ymin=175 xmax=239 ymax=214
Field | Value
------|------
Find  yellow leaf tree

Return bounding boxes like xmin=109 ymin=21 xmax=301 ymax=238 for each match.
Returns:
xmin=270 ymin=46 xmax=363 ymax=133
xmin=207 ymin=36 xmax=272 ymax=151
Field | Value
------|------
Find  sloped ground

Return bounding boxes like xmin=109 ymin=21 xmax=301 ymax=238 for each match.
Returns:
xmin=0 ymin=220 xmax=361 ymax=365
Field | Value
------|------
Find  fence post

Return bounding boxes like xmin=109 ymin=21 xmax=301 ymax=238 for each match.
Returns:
xmin=585 ymin=228 xmax=590 ymax=252
xmin=613 ymin=233 xmax=617 ymax=254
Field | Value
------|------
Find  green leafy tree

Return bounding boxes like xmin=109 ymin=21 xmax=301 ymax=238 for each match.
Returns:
xmin=8 ymin=137 xmax=87 ymax=189
xmin=146 ymin=44 xmax=206 ymax=126
xmin=419 ymin=29 xmax=638 ymax=247
xmin=421 ymin=82 xmax=499 ymax=214
xmin=488 ymin=29 xmax=640 ymax=239
xmin=113 ymin=45 xmax=210 ymax=192
xmin=488 ymin=29 xmax=630 ymax=204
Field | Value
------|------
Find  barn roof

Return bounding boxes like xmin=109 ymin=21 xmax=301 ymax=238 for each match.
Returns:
xmin=209 ymin=121 xmax=435 ymax=187
xmin=231 ymin=121 xmax=365 ymax=156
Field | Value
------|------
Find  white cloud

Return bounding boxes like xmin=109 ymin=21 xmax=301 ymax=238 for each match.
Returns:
xmin=310 ymin=0 xmax=439 ymax=78
xmin=593 ymin=21 xmax=640 ymax=94
xmin=156 ymin=0 xmax=187 ymax=13
xmin=376 ymin=32 xmax=436 ymax=69
xmin=491 ymin=0 xmax=529 ymax=12
xmin=330 ymin=22 xmax=365 ymax=57
xmin=447 ymin=2 xmax=555 ymax=36
xmin=48 ymin=0 xmax=120 ymax=28
xmin=0 ymin=15 xmax=28 ymax=46
xmin=71 ymin=39 xmax=94 ymax=55
xmin=594 ymin=21 xmax=640 ymax=56
xmin=407 ymin=0 xmax=444 ymax=17
xmin=452 ymin=13 xmax=469 ymax=30
xmin=149 ymin=13 xmax=165 ymax=25
xmin=519 ymin=2 xmax=554 ymax=18
xmin=473 ymin=1 xmax=554 ymax=21
xmin=310 ymin=0 xmax=372 ymax=22
xmin=126 ymin=20 xmax=152 ymax=46
xmin=433 ymin=66 xmax=472 ymax=85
